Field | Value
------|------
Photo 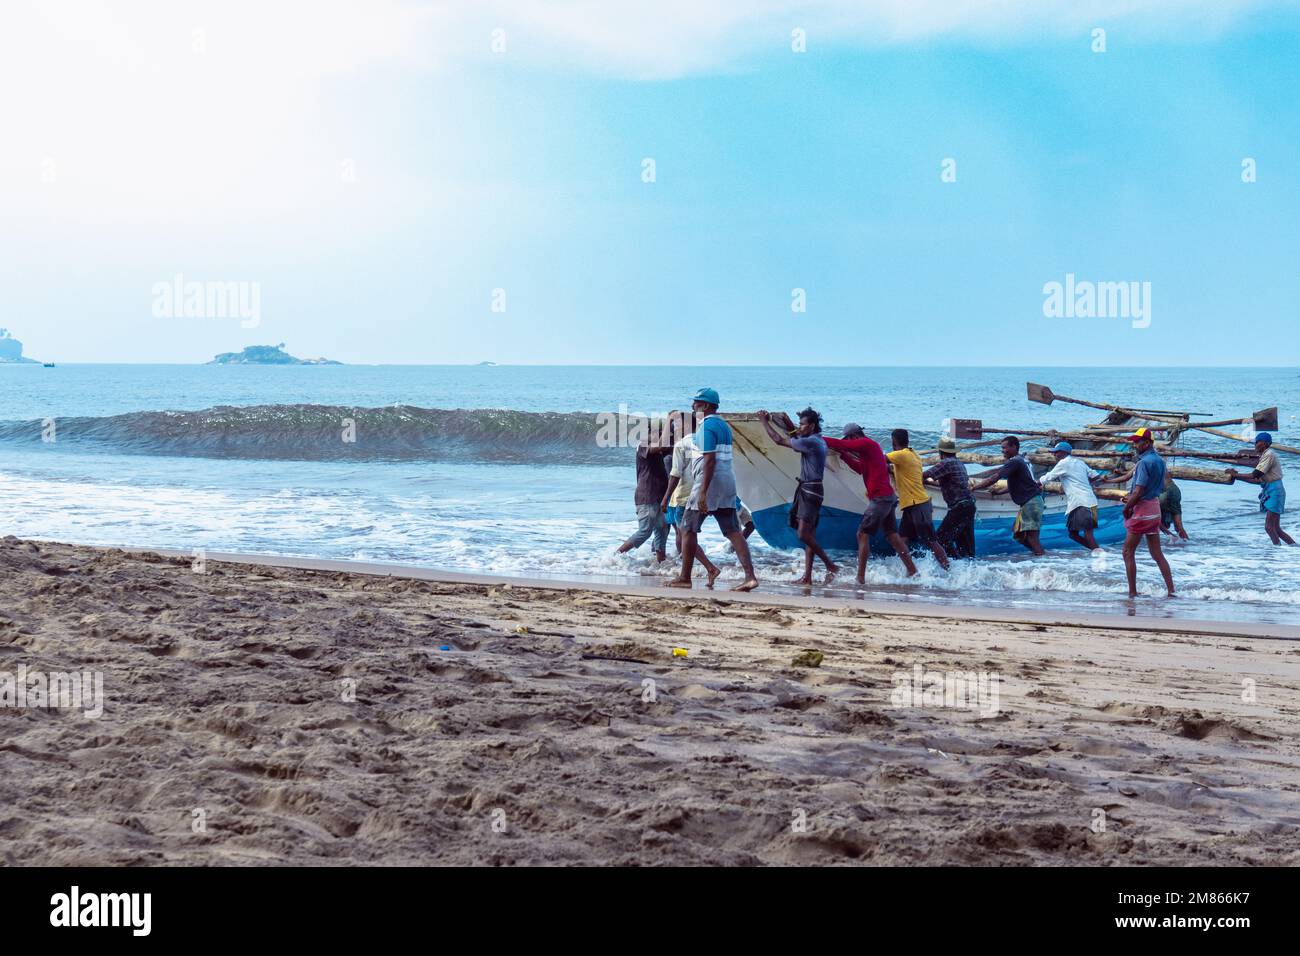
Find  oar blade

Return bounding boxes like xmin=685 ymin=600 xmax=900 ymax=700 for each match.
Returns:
xmin=1026 ymin=382 xmax=1054 ymax=405
xmin=1254 ymin=407 xmax=1279 ymax=431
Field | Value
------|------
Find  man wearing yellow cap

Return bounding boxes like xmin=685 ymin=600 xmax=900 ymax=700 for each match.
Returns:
xmin=1119 ymin=427 xmax=1175 ymax=598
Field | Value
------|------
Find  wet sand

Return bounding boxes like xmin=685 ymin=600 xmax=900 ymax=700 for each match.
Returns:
xmin=2 ymin=537 xmax=1298 ymax=865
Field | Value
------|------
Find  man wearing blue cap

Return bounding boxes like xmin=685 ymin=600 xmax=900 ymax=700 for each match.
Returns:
xmin=1228 ymin=433 xmax=1296 ymax=546
xmin=1037 ymin=440 xmax=1104 ymax=551
xmin=666 ymin=388 xmax=760 ymax=591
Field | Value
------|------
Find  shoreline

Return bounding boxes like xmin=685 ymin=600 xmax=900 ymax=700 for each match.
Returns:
xmin=132 ymin=545 xmax=1300 ymax=641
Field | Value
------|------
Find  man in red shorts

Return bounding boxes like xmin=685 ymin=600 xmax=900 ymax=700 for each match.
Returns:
xmin=1120 ymin=427 xmax=1175 ymax=599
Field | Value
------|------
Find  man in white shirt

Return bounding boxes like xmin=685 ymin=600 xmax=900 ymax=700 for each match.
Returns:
xmin=659 ymin=412 xmax=721 ymax=585
xmin=1038 ymin=441 xmax=1104 ymax=551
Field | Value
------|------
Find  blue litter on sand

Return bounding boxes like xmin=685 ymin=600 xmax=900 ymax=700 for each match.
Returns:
xmin=438 ymin=645 xmax=452 ymax=651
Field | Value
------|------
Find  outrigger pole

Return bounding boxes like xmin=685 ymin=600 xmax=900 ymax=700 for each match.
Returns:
xmin=1027 ymin=382 xmax=1299 ymax=455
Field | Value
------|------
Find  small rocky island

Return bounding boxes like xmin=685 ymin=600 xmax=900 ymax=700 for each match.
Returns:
xmin=0 ymin=328 xmax=40 ymax=364
xmin=208 ymin=344 xmax=342 ymax=366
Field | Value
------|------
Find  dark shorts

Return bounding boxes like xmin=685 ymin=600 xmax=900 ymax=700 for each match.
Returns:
xmin=788 ymin=482 xmax=824 ymax=530
xmin=1067 ymin=505 xmax=1097 ymax=533
xmin=858 ymin=495 xmax=898 ymax=537
xmin=681 ymin=507 xmax=741 ymax=535
xmin=936 ymin=499 xmax=977 ymax=559
xmin=898 ymin=500 xmax=936 ymax=543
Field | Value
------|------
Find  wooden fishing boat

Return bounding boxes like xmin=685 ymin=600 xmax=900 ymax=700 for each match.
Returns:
xmin=725 ymin=382 xmax=1284 ymax=557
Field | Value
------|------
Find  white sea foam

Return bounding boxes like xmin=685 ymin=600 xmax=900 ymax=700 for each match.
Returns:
xmin=2 ymin=453 xmax=1297 ymax=625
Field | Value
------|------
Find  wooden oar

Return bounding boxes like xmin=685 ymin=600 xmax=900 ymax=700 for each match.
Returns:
xmin=1026 ymin=382 xmax=1189 ymax=417
xmin=1028 ymin=382 xmax=1298 ymax=454
xmin=1185 ymin=407 xmax=1279 ymax=430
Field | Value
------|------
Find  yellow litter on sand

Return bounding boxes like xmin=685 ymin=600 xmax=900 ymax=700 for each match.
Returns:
xmin=672 ymin=647 xmax=688 ymax=658
xmin=515 ymin=625 xmax=529 ymax=634
xmin=791 ymin=649 xmax=824 ymax=668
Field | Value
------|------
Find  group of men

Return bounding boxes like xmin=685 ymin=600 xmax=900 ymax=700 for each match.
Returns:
xmin=619 ymin=390 xmax=1292 ymax=598
xmin=617 ymin=388 xmax=760 ymax=592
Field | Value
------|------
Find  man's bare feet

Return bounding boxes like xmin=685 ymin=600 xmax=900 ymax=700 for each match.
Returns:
xmin=825 ymin=562 xmax=840 ymax=578
xmin=731 ymin=578 xmax=759 ymax=592
xmin=706 ymin=568 xmax=721 ymax=589
xmin=854 ymin=577 xmax=866 ymax=588
xmin=795 ymin=576 xmax=813 ymax=586
xmin=664 ymin=579 xmax=692 ymax=589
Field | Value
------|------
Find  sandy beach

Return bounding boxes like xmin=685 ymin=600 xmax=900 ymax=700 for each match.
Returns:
xmin=2 ymin=536 xmax=1299 ymax=866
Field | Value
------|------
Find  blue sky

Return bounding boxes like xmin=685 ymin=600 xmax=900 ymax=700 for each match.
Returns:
xmin=2 ymin=1 xmax=1298 ymax=364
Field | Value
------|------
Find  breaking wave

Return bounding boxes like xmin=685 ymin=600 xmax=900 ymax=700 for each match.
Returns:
xmin=0 ymin=405 xmax=628 ymax=463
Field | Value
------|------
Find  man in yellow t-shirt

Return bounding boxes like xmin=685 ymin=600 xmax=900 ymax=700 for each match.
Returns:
xmin=887 ymin=428 xmax=950 ymax=570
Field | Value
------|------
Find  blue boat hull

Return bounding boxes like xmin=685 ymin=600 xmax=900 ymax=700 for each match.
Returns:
xmin=752 ymin=502 xmax=1128 ymax=557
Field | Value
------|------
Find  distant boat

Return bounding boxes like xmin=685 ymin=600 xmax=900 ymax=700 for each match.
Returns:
xmin=43 ymin=363 xmax=55 ymax=368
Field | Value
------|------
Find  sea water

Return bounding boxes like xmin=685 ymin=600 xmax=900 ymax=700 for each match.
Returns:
xmin=1 ymin=364 xmax=1296 ymax=626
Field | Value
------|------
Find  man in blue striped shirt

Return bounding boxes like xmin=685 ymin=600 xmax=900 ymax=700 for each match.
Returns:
xmin=666 ymin=388 xmax=759 ymax=592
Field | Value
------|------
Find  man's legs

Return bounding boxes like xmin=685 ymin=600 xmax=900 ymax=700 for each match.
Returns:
xmin=651 ymin=509 xmax=668 ymax=562
xmin=724 ymin=529 xmax=759 ymax=591
xmin=1122 ymin=531 xmax=1141 ymax=598
xmin=694 ymin=545 xmax=721 ymax=584
xmin=855 ymin=530 xmax=870 ymax=585
xmin=1015 ymin=499 xmax=1045 ymax=556
xmin=1068 ymin=518 xmax=1099 ymax=551
xmin=962 ymin=507 xmax=977 ymax=558
xmin=907 ymin=504 xmax=948 ymax=570
xmin=668 ymin=529 xmax=699 ymax=585
xmin=796 ymin=519 xmax=837 ymax=583
xmin=1144 ymin=532 xmax=1175 ymax=595
xmin=1265 ymin=511 xmax=1296 ymax=545
xmin=1018 ymin=530 xmax=1044 ymax=556
xmin=618 ymin=505 xmax=656 ymax=554
xmin=935 ymin=511 xmax=959 ymax=557
xmin=886 ymin=533 xmax=919 ymax=576
xmin=943 ymin=503 xmax=977 ymax=559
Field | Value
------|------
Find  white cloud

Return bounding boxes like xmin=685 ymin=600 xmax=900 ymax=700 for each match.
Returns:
xmin=436 ymin=0 xmax=1290 ymax=79
xmin=0 ymin=1 xmax=440 ymax=226
xmin=0 ymin=0 xmax=1286 ymax=231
